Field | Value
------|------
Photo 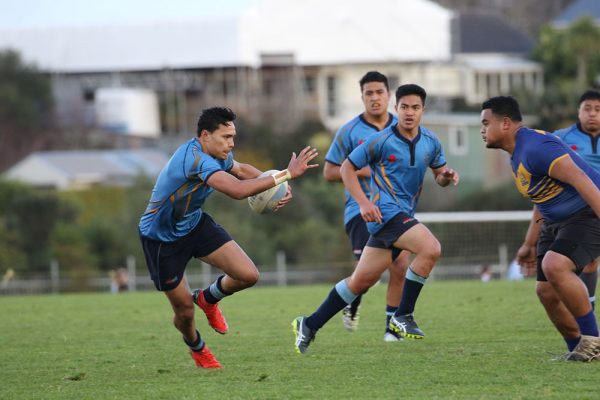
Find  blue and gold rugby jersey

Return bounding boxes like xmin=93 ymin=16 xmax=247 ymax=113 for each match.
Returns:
xmin=139 ymin=138 xmax=234 ymax=242
xmin=348 ymin=125 xmax=446 ymax=235
xmin=325 ymin=113 xmax=396 ymax=225
xmin=554 ymin=123 xmax=600 ymax=171
xmin=511 ymin=127 xmax=600 ymax=222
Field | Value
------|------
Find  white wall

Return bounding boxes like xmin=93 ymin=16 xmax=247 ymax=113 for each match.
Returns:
xmin=95 ymin=88 xmax=161 ymax=137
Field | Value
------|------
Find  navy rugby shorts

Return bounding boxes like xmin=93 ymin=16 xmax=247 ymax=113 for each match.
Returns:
xmin=140 ymin=213 xmax=232 ymax=291
xmin=536 ymin=206 xmax=600 ymax=281
xmin=366 ymin=212 xmax=419 ymax=255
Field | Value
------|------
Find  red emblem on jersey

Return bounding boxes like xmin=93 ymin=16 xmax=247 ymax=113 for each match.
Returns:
xmin=571 ymin=144 xmax=577 ymax=150
xmin=388 ymin=155 xmax=397 ymax=162
xmin=358 ymin=139 xmax=364 ymax=145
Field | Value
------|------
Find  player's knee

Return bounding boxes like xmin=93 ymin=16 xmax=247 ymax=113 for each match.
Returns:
xmin=542 ymin=248 xmax=578 ymax=280
xmin=421 ymin=239 xmax=441 ymax=263
xmin=358 ymin=279 xmax=375 ymax=293
xmin=348 ymin=278 xmax=371 ymax=294
xmin=238 ymin=267 xmax=260 ymax=287
xmin=431 ymin=240 xmax=442 ymax=260
xmin=174 ymin=303 xmax=195 ymax=325
xmin=540 ymin=262 xmax=564 ymax=282
xmin=536 ymin=283 xmax=558 ymax=306
xmin=247 ymin=269 xmax=260 ymax=286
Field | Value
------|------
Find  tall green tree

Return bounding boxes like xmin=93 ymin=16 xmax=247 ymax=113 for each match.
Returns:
xmin=0 ymin=49 xmax=54 ymax=171
xmin=532 ymin=17 xmax=600 ymax=129
xmin=9 ymin=191 xmax=78 ymax=271
xmin=567 ymin=18 xmax=600 ymax=90
xmin=0 ymin=179 xmax=79 ymax=272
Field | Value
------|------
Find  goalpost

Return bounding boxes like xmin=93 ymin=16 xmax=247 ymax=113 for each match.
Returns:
xmin=414 ymin=210 xmax=533 ymax=280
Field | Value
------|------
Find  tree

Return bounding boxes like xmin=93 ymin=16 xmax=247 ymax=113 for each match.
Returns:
xmin=9 ymin=191 xmax=78 ymax=271
xmin=0 ymin=179 xmax=79 ymax=272
xmin=0 ymin=49 xmax=54 ymax=171
xmin=567 ymin=18 xmax=600 ymax=90
xmin=531 ymin=17 xmax=600 ymax=130
xmin=0 ymin=217 xmax=27 ymax=274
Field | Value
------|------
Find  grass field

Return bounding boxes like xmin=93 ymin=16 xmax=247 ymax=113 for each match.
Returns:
xmin=1 ymin=280 xmax=599 ymax=399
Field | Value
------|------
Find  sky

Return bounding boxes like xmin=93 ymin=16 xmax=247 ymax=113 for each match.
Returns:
xmin=0 ymin=0 xmax=259 ymax=28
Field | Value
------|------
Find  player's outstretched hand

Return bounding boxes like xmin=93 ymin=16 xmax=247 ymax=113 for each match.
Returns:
xmin=287 ymin=146 xmax=319 ymax=178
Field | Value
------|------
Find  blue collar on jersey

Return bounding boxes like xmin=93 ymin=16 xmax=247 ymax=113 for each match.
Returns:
xmin=391 ymin=125 xmax=422 ymax=166
xmin=358 ymin=112 xmax=395 ymax=132
xmin=576 ymin=122 xmax=599 ymax=153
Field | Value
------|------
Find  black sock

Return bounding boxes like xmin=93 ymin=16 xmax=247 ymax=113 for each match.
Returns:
xmin=183 ymin=329 xmax=205 ymax=352
xmin=306 ymin=287 xmax=349 ymax=331
xmin=580 ymin=271 xmax=597 ymax=309
xmin=395 ymin=268 xmax=426 ymax=316
xmin=203 ymin=275 xmax=229 ymax=304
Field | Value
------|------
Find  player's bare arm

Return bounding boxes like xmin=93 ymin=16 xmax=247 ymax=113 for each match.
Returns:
xmin=229 ymin=161 xmax=262 ymax=180
xmin=549 ymin=155 xmax=600 ymax=217
xmin=324 ymin=161 xmax=370 ymax=182
xmin=206 ymin=146 xmax=319 ymax=200
xmin=340 ymin=159 xmax=382 ymax=223
xmin=229 ymin=160 xmax=293 ymax=210
xmin=207 ymin=171 xmax=277 ymax=200
xmin=432 ymin=165 xmax=460 ymax=187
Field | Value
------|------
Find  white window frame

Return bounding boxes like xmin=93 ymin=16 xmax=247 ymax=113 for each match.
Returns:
xmin=448 ymin=125 xmax=469 ymax=156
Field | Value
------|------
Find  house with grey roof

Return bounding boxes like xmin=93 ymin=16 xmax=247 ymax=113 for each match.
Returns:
xmin=450 ymin=10 xmax=542 ymax=106
xmin=553 ymin=0 xmax=600 ymax=27
xmin=3 ymin=149 xmax=169 ymax=190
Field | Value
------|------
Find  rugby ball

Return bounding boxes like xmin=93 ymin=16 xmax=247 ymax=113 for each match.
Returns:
xmin=248 ymin=170 xmax=289 ymax=214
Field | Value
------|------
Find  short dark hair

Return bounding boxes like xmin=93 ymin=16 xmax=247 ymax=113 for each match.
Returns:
xmin=359 ymin=71 xmax=389 ymax=91
xmin=196 ymin=107 xmax=236 ymax=136
xmin=395 ymin=84 xmax=427 ymax=105
xmin=481 ymin=96 xmax=522 ymax=122
xmin=578 ymin=89 xmax=600 ymax=106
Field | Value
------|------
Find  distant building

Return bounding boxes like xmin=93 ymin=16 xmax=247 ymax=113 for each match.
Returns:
xmin=553 ymin=0 xmax=600 ymax=27
xmin=94 ymin=88 xmax=160 ymax=138
xmin=3 ymin=149 xmax=169 ymax=190
xmin=0 ymin=0 xmax=545 ymax=194
xmin=0 ymin=0 xmax=542 ymax=135
xmin=450 ymin=11 xmax=542 ymax=105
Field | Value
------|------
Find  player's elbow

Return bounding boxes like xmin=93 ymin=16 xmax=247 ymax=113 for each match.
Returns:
xmin=323 ymin=163 xmax=340 ymax=182
xmin=323 ymin=169 xmax=337 ymax=182
xmin=339 ymin=160 xmax=355 ymax=180
xmin=237 ymin=265 xmax=260 ymax=288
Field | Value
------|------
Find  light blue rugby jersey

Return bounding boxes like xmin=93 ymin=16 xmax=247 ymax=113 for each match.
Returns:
xmin=348 ymin=125 xmax=446 ymax=235
xmin=324 ymin=113 xmax=396 ymax=225
xmin=554 ymin=123 xmax=600 ymax=171
xmin=511 ymin=127 xmax=600 ymax=222
xmin=139 ymin=138 xmax=234 ymax=242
